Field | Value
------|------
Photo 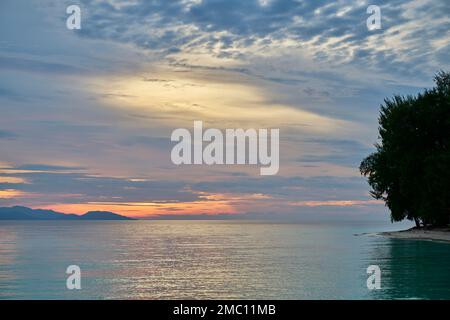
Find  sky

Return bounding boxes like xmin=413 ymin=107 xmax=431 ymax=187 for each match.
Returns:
xmin=0 ymin=0 xmax=449 ymax=220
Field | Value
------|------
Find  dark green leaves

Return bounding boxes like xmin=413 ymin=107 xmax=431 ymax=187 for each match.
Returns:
xmin=360 ymin=72 xmax=450 ymax=226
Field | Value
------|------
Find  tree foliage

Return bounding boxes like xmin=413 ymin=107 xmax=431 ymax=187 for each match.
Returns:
xmin=360 ymin=71 xmax=450 ymax=227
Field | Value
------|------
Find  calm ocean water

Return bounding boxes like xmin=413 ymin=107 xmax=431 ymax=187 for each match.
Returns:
xmin=0 ymin=220 xmax=449 ymax=300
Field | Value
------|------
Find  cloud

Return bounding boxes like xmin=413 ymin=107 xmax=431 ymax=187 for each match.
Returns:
xmin=288 ymin=199 xmax=383 ymax=207
xmin=0 ymin=130 xmax=17 ymax=140
xmin=14 ymin=164 xmax=86 ymax=171
xmin=0 ymin=189 xmax=25 ymax=199
xmin=294 ymin=138 xmax=374 ymax=167
xmin=0 ymin=161 xmax=379 ymax=218
xmin=0 ymin=164 xmax=200 ymax=205
xmin=0 ymin=0 xmax=447 ymax=220
xmin=69 ymin=0 xmax=448 ymax=80
xmin=0 ymin=56 xmax=86 ymax=75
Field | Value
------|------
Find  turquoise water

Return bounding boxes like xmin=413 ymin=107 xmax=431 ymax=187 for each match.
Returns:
xmin=0 ymin=220 xmax=449 ymax=299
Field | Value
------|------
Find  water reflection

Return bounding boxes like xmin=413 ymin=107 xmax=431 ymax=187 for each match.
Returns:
xmin=0 ymin=227 xmax=19 ymax=298
xmin=368 ymin=238 xmax=450 ymax=299
xmin=1 ymin=221 xmax=450 ymax=299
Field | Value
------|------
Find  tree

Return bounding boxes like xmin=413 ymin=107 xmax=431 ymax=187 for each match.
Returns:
xmin=360 ymin=71 xmax=450 ymax=227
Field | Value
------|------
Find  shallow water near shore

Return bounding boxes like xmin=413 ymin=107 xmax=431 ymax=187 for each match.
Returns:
xmin=1 ymin=220 xmax=449 ymax=299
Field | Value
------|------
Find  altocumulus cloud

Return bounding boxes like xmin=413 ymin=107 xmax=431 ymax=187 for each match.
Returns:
xmin=72 ymin=0 xmax=449 ymax=79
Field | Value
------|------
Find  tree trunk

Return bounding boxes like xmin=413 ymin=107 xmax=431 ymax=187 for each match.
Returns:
xmin=414 ymin=217 xmax=421 ymax=228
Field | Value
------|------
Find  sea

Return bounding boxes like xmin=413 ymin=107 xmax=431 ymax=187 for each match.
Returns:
xmin=1 ymin=220 xmax=449 ymax=300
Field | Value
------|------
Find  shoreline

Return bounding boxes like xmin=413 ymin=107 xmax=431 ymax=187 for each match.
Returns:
xmin=379 ymin=227 xmax=450 ymax=243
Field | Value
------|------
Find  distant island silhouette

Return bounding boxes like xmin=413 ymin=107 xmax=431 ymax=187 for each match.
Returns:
xmin=0 ymin=206 xmax=135 ymax=220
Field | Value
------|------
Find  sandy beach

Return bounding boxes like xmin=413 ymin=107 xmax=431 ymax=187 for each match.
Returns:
xmin=381 ymin=227 xmax=450 ymax=243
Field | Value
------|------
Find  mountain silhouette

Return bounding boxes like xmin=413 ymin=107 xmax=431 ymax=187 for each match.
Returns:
xmin=0 ymin=206 xmax=135 ymax=220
